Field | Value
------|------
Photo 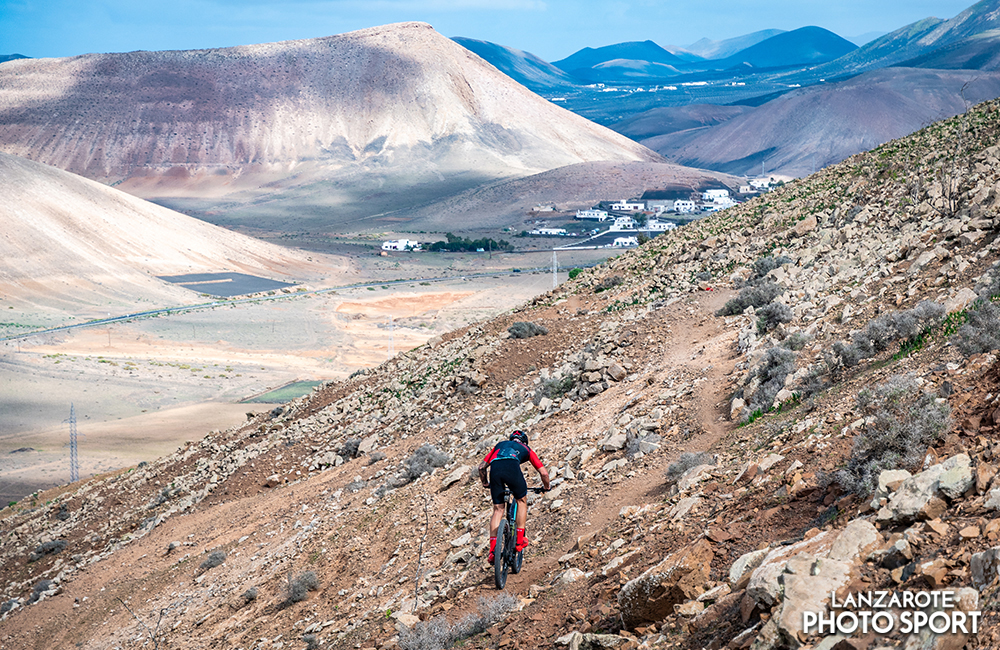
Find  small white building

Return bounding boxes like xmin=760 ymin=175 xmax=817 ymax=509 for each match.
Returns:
xmin=612 ymin=236 xmax=639 ymax=247
xmin=381 ymin=239 xmax=421 ymax=251
xmin=646 ymin=219 xmax=677 ymax=232
xmin=748 ymin=178 xmax=771 ymax=190
xmin=576 ymin=209 xmax=609 ymax=221
xmin=611 ymin=200 xmax=645 ymax=212
xmin=702 ymin=189 xmax=730 ymax=201
xmin=673 ymin=200 xmax=696 ymax=214
xmin=530 ymin=228 xmax=567 ymax=236
xmin=610 ymin=216 xmax=636 ymax=231
xmin=739 ymin=185 xmax=757 ymax=194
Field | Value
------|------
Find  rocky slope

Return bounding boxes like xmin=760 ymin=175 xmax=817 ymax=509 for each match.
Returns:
xmin=4 ymin=101 xmax=1000 ymax=650
xmin=0 ymin=22 xmax=660 ymax=230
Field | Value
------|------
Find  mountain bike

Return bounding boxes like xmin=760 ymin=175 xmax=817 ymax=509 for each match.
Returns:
xmin=494 ymin=486 xmax=547 ymax=590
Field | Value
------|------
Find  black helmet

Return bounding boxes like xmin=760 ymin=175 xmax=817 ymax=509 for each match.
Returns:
xmin=510 ymin=430 xmax=529 ymax=446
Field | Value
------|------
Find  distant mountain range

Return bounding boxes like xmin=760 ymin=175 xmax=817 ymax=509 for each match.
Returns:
xmin=453 ymin=0 xmax=1000 ymax=178
xmin=644 ymin=68 xmax=1000 ymax=177
xmin=0 ymin=54 xmax=28 ymax=64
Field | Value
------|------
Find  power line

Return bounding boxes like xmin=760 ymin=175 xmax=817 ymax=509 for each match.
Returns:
xmin=69 ymin=403 xmax=79 ymax=483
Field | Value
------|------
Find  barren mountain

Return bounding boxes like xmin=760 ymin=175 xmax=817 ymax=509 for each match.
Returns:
xmin=810 ymin=0 xmax=1000 ymax=79
xmin=0 ymin=22 xmax=659 ymax=230
xmin=682 ymin=29 xmax=786 ymax=60
xmin=610 ymin=104 xmax=752 ymax=141
xmin=645 ymin=67 xmax=1000 ymax=177
xmin=708 ymin=26 xmax=857 ymax=71
xmin=452 ymin=37 xmax=580 ymax=92
xmin=5 ymin=99 xmax=1000 ymax=650
xmin=0 ymin=152 xmax=334 ymax=317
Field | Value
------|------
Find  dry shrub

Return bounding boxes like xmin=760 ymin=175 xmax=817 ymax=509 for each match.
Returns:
xmin=837 ymin=374 xmax=951 ymax=495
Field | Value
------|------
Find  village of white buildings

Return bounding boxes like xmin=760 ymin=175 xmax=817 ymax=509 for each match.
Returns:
xmin=381 ymin=178 xmax=774 ymax=252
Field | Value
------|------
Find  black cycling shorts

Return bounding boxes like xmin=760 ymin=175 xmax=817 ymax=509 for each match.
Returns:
xmin=489 ymin=459 xmax=527 ymax=505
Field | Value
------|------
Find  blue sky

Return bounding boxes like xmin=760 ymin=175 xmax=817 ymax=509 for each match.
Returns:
xmin=0 ymin=0 xmax=980 ymax=61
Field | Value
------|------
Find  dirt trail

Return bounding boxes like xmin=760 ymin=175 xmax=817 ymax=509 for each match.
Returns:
xmin=467 ymin=290 xmax=740 ymax=597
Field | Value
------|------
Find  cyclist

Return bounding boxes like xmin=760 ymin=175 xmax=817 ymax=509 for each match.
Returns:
xmin=479 ymin=430 xmax=551 ymax=565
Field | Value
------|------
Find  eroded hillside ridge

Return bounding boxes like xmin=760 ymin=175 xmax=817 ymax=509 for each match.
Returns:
xmin=0 ymin=22 xmax=657 ymax=188
xmin=5 ymin=101 xmax=1000 ymax=649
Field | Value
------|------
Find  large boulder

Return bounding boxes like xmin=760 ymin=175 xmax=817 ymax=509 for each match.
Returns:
xmin=828 ymin=519 xmax=881 ymax=562
xmin=618 ymin=539 xmax=714 ymax=625
xmin=971 ymin=547 xmax=1000 ymax=590
xmin=877 ymin=455 xmax=970 ymax=523
xmin=776 ymin=555 xmax=853 ymax=647
xmin=729 ymin=548 xmax=770 ymax=589
xmin=747 ymin=532 xmax=835 ymax=608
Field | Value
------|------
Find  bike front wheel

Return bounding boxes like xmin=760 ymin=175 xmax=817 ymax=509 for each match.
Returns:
xmin=494 ymin=518 xmax=509 ymax=589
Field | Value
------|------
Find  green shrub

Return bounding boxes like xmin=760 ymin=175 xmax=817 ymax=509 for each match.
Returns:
xmin=399 ymin=594 xmax=517 ymax=650
xmin=837 ymin=374 xmax=951 ymax=495
xmin=508 ymin=321 xmax=548 ymax=339
xmin=741 ymin=347 xmax=796 ymax=420
xmin=286 ymin=570 xmax=320 ymax=604
xmin=200 ymin=549 xmax=226 ymax=571
xmin=953 ymin=300 xmax=1000 ymax=356
xmin=568 ymin=268 xmax=583 ymax=280
xmin=716 ymin=281 xmax=784 ymax=316
xmin=402 ymin=444 xmax=451 ymax=482
xmin=830 ymin=300 xmax=946 ymax=369
xmin=756 ymin=302 xmax=793 ymax=334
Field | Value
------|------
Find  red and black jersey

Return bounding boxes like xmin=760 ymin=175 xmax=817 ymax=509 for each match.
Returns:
xmin=483 ymin=439 xmax=543 ymax=470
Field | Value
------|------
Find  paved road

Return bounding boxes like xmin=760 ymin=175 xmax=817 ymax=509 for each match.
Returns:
xmin=0 ymin=267 xmax=560 ymax=343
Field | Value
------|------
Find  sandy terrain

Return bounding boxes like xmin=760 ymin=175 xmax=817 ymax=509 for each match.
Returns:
xmin=0 ymin=271 xmax=573 ymax=504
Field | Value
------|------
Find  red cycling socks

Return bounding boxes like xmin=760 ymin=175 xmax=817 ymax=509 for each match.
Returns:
xmin=516 ymin=528 xmax=528 ymax=551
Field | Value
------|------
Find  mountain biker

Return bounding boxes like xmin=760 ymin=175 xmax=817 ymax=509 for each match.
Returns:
xmin=479 ymin=430 xmax=551 ymax=565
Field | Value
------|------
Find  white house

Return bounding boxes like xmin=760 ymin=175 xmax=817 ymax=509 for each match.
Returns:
xmin=530 ymin=228 xmax=567 ymax=236
xmin=748 ymin=178 xmax=771 ymax=190
xmin=611 ymin=200 xmax=645 ymax=212
xmin=702 ymin=189 xmax=730 ymax=201
xmin=739 ymin=185 xmax=757 ymax=194
xmin=673 ymin=200 xmax=696 ymax=214
xmin=381 ymin=239 xmax=421 ymax=251
xmin=612 ymin=236 xmax=639 ymax=247
xmin=576 ymin=209 xmax=609 ymax=221
xmin=610 ymin=216 xmax=636 ymax=231
xmin=646 ymin=219 xmax=677 ymax=232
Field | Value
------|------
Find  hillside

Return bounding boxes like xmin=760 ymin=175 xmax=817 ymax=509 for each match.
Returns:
xmin=710 ymin=26 xmax=857 ymax=70
xmin=392 ymin=160 xmax=743 ymax=231
xmin=0 ymin=22 xmax=659 ymax=231
xmin=0 ymin=152 xmax=333 ymax=319
xmin=810 ymin=0 xmax=1000 ymax=80
xmin=552 ymin=41 xmax=686 ymax=82
xmin=5 ymin=101 xmax=1000 ymax=650
xmin=645 ymin=67 xmax=1000 ymax=177
xmin=452 ymin=37 xmax=580 ymax=92
xmin=682 ymin=30 xmax=786 ymax=60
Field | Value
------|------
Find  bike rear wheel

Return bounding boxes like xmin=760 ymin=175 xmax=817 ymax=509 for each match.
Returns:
xmin=511 ymin=548 xmax=523 ymax=574
xmin=494 ymin=518 xmax=509 ymax=589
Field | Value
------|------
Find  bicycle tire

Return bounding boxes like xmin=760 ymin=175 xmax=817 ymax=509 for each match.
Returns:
xmin=494 ymin=518 xmax=508 ymax=589
xmin=512 ymin=548 xmax=523 ymax=574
